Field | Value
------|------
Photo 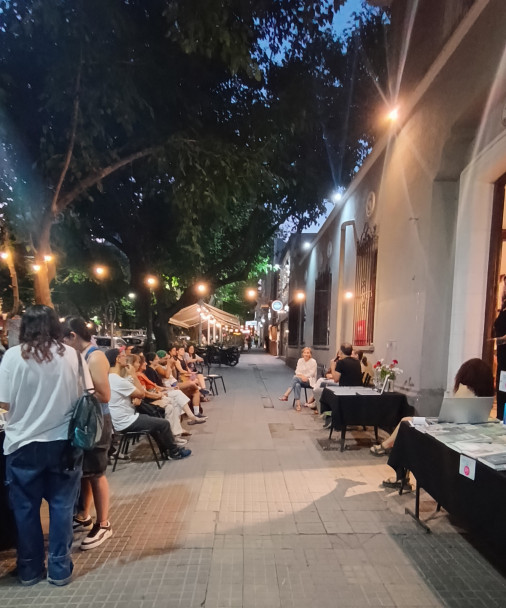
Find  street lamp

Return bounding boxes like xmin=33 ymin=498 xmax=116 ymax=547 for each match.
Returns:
xmin=32 ymin=264 xmax=41 ymax=273
xmin=94 ymin=265 xmax=107 ymax=278
xmin=196 ymin=282 xmax=208 ymax=295
xmin=344 ymin=291 xmax=354 ymax=300
xmin=295 ymin=290 xmax=305 ymax=302
xmin=246 ymin=288 xmax=257 ymax=299
xmin=144 ymin=275 xmax=158 ymax=350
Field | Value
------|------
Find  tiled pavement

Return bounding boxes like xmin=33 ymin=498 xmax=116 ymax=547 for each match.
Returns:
xmin=1 ymin=351 xmax=506 ymax=607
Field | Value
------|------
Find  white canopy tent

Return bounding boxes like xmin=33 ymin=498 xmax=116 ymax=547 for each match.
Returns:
xmin=170 ymin=303 xmax=241 ymax=342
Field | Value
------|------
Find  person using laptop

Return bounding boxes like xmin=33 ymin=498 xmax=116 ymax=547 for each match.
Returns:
xmin=369 ymin=358 xmax=494 ymax=489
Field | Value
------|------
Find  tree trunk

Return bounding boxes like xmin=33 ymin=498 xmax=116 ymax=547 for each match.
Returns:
xmin=153 ymin=295 xmax=170 ymax=349
xmin=31 ymin=215 xmax=54 ymax=307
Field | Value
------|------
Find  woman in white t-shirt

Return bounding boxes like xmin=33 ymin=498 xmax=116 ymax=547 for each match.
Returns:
xmin=0 ymin=306 xmax=89 ymax=586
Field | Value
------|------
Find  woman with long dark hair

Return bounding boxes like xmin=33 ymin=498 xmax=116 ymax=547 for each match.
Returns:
xmin=0 ymin=306 xmax=91 ymax=586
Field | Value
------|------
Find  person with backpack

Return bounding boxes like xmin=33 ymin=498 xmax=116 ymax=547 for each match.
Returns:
xmin=0 ymin=306 xmax=91 ymax=586
xmin=62 ymin=317 xmax=113 ymax=550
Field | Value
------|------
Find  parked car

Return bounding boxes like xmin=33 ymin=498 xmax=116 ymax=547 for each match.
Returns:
xmin=122 ymin=335 xmax=145 ymax=347
xmin=92 ymin=336 xmax=127 ymax=351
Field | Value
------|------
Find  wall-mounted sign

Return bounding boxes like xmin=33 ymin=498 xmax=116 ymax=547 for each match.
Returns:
xmin=271 ymin=300 xmax=283 ymax=312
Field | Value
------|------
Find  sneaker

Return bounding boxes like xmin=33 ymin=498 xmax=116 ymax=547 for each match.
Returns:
xmin=73 ymin=515 xmax=93 ymax=531
xmin=80 ymin=523 xmax=113 ymax=550
xmin=167 ymin=447 xmax=192 ymax=460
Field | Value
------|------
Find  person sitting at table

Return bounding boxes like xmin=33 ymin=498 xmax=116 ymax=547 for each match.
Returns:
xmin=279 ymin=347 xmax=317 ymax=411
xmin=303 ymin=351 xmax=341 ymax=412
xmin=373 ymin=358 xmax=494 ymax=489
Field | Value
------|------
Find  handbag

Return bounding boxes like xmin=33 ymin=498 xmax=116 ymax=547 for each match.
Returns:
xmin=68 ymin=349 xmax=104 ymax=450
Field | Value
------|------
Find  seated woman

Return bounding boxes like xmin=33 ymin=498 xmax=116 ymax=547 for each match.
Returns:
xmin=279 ymin=347 xmax=317 ymax=411
xmin=303 ymin=351 xmax=341 ymax=412
xmin=372 ymin=358 xmax=494 ymax=489
xmin=185 ymin=344 xmax=208 ymax=391
xmin=146 ymin=351 xmax=206 ymax=418
xmin=131 ymin=354 xmax=205 ymax=431
xmin=175 ymin=345 xmax=210 ymax=400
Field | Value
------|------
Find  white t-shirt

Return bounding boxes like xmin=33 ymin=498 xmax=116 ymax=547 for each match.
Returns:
xmin=108 ymin=373 xmax=138 ymax=431
xmin=0 ymin=343 xmax=93 ymax=455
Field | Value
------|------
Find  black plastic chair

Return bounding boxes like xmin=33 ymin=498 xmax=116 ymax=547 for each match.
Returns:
xmin=112 ymin=431 xmax=162 ymax=472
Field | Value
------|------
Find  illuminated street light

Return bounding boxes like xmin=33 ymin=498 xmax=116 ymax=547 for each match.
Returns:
xmin=387 ymin=106 xmax=399 ymax=122
xmin=43 ymin=254 xmax=53 ymax=262
xmin=94 ymin=265 xmax=106 ymax=278
xmin=32 ymin=264 xmax=41 ymax=272
xmin=0 ymin=251 xmax=9 ymax=260
xmin=302 ymin=241 xmax=311 ymax=250
xmin=128 ymin=292 xmax=136 ymax=299
xmin=196 ymin=282 xmax=208 ymax=295
xmin=295 ymin=291 xmax=305 ymax=302
xmin=145 ymin=275 xmax=158 ymax=288
xmin=246 ymin=288 xmax=257 ymax=299
xmin=344 ymin=291 xmax=354 ymax=300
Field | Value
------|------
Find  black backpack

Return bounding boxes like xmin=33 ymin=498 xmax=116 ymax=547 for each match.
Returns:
xmin=68 ymin=349 xmax=104 ymax=450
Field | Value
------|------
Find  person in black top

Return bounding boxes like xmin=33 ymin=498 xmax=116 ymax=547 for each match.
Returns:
xmin=334 ymin=343 xmax=362 ymax=386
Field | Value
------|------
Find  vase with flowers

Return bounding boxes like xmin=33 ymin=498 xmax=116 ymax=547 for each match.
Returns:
xmin=373 ymin=359 xmax=403 ymax=391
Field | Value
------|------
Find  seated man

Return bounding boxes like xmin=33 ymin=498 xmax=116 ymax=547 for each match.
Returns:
xmin=319 ymin=343 xmax=362 ymax=427
xmin=105 ymin=348 xmax=191 ymax=460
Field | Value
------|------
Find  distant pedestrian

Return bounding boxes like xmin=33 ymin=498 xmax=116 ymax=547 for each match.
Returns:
xmin=0 ymin=305 xmax=91 ymax=586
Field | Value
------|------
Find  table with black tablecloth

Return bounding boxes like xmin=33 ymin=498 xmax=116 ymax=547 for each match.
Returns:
xmin=387 ymin=421 xmax=506 ymax=544
xmin=320 ymin=388 xmax=413 ymax=451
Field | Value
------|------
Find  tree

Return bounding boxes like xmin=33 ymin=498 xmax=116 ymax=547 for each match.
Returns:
xmin=0 ymin=0 xmax=389 ymax=322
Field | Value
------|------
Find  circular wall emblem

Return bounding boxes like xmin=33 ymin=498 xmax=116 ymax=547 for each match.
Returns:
xmin=366 ymin=191 xmax=376 ymax=218
xmin=271 ymin=300 xmax=283 ymax=312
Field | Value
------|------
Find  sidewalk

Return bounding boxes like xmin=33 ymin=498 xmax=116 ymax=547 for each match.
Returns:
xmin=1 ymin=351 xmax=505 ymax=607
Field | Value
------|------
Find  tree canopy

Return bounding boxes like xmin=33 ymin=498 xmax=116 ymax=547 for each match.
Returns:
xmin=0 ymin=0 xmax=389 ymax=338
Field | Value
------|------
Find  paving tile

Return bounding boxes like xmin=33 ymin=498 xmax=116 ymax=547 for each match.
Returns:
xmin=2 ymin=353 xmax=506 ymax=607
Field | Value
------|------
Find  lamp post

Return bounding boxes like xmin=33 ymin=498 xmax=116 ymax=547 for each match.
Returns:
xmin=195 ymin=283 xmax=209 ymax=345
xmin=145 ymin=275 xmax=158 ymax=351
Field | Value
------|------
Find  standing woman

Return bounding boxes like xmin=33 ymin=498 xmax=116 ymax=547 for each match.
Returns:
xmin=62 ymin=316 xmax=113 ymax=550
xmin=279 ymin=347 xmax=317 ymax=411
xmin=0 ymin=306 xmax=91 ymax=586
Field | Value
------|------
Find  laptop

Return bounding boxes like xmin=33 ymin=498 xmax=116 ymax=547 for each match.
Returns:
xmin=437 ymin=397 xmax=494 ymax=424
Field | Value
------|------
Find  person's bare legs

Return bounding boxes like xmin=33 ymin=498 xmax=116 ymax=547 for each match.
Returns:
xmin=76 ymin=476 xmax=110 ymax=526
xmin=380 ymin=417 xmax=412 ymax=450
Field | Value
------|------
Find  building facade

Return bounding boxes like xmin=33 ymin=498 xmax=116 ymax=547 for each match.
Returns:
xmin=277 ymin=0 xmax=506 ymax=415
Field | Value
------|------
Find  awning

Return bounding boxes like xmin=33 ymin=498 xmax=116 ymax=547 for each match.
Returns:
xmin=169 ymin=303 xmax=241 ymax=329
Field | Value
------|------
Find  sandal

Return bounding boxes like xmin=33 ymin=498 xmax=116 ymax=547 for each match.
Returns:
xmin=295 ymin=404 xmax=301 ymax=412
xmin=278 ymin=395 xmax=288 ymax=401
xmin=370 ymin=443 xmax=389 ymax=456
xmin=304 ymin=402 xmax=317 ymax=409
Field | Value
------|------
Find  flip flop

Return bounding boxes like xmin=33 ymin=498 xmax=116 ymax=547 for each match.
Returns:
xmin=278 ymin=396 xmax=288 ymax=401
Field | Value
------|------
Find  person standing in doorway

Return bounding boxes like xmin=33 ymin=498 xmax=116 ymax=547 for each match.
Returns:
xmin=493 ymin=300 xmax=506 ymax=420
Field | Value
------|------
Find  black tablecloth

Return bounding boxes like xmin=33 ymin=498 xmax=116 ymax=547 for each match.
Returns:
xmin=0 ymin=431 xmax=17 ymax=550
xmin=321 ymin=389 xmax=412 ymax=429
xmin=388 ymin=422 xmax=506 ymax=544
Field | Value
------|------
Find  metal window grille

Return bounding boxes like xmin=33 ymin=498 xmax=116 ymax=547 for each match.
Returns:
xmin=313 ymin=269 xmax=332 ymax=345
xmin=288 ymin=300 xmax=305 ymax=347
xmin=353 ymin=224 xmax=378 ymax=346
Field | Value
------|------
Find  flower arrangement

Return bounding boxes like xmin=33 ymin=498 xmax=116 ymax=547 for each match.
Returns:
xmin=373 ymin=359 xmax=403 ymax=382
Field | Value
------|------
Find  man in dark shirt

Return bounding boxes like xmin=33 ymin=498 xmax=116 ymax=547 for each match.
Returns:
xmin=334 ymin=343 xmax=362 ymax=386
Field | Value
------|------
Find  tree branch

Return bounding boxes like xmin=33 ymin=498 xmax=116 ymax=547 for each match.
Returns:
xmin=51 ymin=54 xmax=82 ymax=215
xmin=56 ymin=146 xmax=157 ymax=212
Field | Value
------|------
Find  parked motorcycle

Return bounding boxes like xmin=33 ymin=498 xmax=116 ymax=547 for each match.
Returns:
xmin=204 ymin=345 xmax=240 ymax=367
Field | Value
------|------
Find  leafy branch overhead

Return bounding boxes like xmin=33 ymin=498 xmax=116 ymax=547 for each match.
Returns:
xmin=0 ymin=0 xmax=389 ymax=321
